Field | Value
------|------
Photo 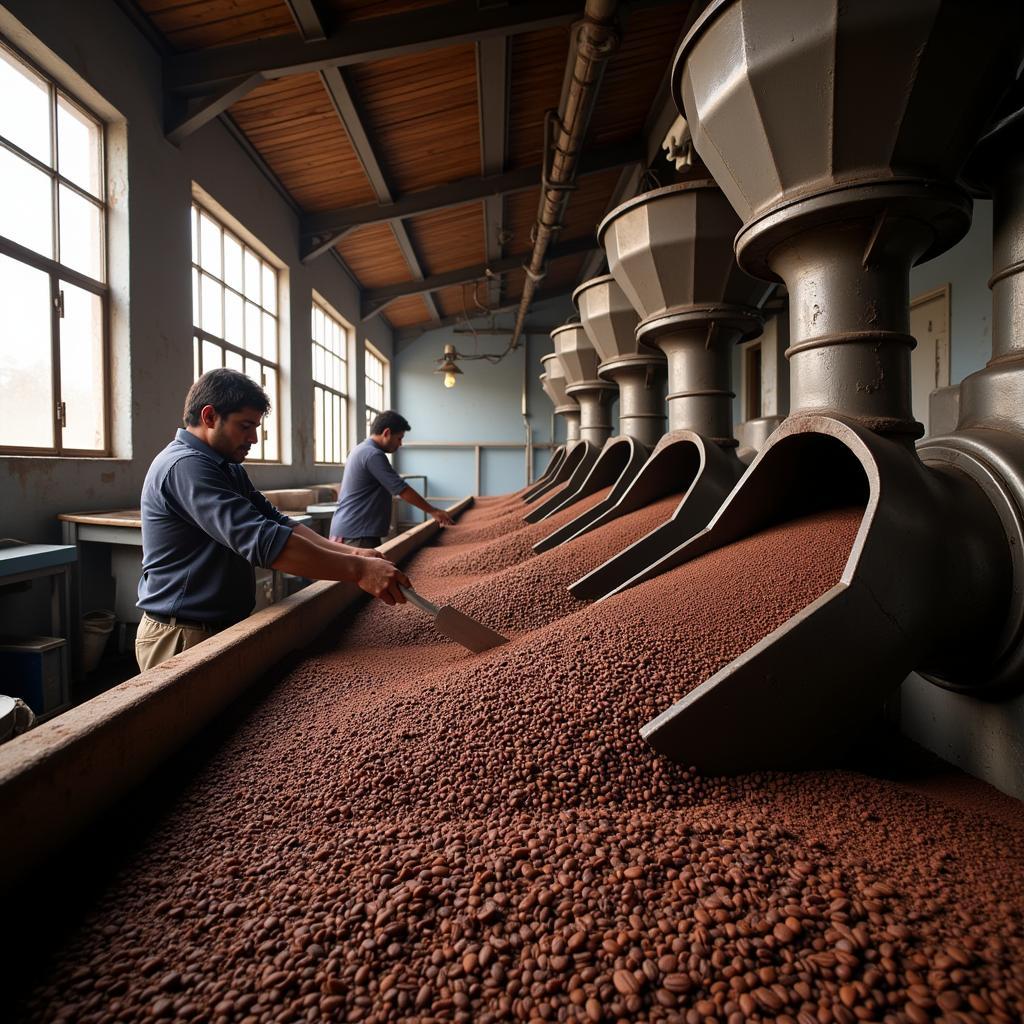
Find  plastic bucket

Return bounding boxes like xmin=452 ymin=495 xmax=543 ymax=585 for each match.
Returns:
xmin=81 ymin=610 xmax=116 ymax=674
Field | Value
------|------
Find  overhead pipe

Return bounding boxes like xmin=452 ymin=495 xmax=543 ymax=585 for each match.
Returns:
xmin=628 ymin=0 xmax=1023 ymax=773
xmin=509 ymin=0 xmax=620 ymax=350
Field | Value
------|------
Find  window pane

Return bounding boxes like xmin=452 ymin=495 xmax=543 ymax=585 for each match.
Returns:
xmin=225 ymin=348 xmax=244 ymax=371
xmin=59 ymin=282 xmax=104 ymax=450
xmin=199 ymin=212 xmax=221 ymax=278
xmin=201 ymin=274 xmax=222 ymax=336
xmin=224 ymin=289 xmax=243 ymax=348
xmin=0 ymin=148 xmax=53 ymax=257
xmin=244 ymin=301 xmax=260 ymax=353
xmin=313 ymin=343 xmax=323 ymax=384
xmin=58 ymin=184 xmax=104 ymax=280
xmin=203 ymin=340 xmax=223 ymax=372
xmin=0 ymin=255 xmax=53 ymax=448
xmin=57 ymin=95 xmax=102 ymax=198
xmin=263 ymin=365 xmax=278 ymax=460
xmin=262 ymin=311 xmax=277 ymax=362
xmin=191 ymin=267 xmax=199 ymax=326
xmin=190 ymin=206 xmax=199 ymax=265
xmin=261 ymin=263 xmax=276 ymax=314
xmin=193 ymin=337 xmax=199 ymax=380
xmin=243 ymin=249 xmax=260 ymax=302
xmin=332 ymin=393 xmax=342 ymax=463
xmin=314 ymin=386 xmax=324 ymax=464
xmin=223 ymin=233 xmax=243 ymax=292
xmin=0 ymin=48 xmax=51 ymax=164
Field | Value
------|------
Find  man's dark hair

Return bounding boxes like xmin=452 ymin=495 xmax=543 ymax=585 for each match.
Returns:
xmin=183 ymin=368 xmax=271 ymax=427
xmin=369 ymin=410 xmax=411 ymax=436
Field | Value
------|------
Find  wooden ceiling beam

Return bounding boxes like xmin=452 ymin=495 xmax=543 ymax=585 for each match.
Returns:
xmin=362 ymin=236 xmax=598 ymax=319
xmin=167 ymin=0 xmax=679 ymax=94
xmin=283 ymin=0 xmax=328 ymax=41
xmin=320 ymin=66 xmax=441 ymax=324
xmin=300 ymin=138 xmax=643 ymax=262
xmin=168 ymin=0 xmax=588 ymax=95
xmin=166 ymin=73 xmax=266 ymax=145
xmin=477 ymin=35 xmax=510 ymax=309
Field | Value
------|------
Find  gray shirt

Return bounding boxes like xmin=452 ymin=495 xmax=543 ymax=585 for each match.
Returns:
xmin=137 ymin=429 xmax=295 ymax=625
xmin=330 ymin=437 xmax=407 ymax=540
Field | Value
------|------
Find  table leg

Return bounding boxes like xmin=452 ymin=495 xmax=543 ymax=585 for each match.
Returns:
xmin=62 ymin=521 xmax=83 ymax=684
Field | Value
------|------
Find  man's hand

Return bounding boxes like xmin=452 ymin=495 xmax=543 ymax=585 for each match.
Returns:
xmin=354 ymin=547 xmax=388 ymax=560
xmin=355 ymin=556 xmax=409 ymax=605
xmin=328 ymin=536 xmax=389 ymax=560
xmin=431 ymin=507 xmax=455 ymax=527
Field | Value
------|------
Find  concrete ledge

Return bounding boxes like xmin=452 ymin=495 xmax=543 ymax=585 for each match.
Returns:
xmin=0 ymin=497 xmax=472 ymax=880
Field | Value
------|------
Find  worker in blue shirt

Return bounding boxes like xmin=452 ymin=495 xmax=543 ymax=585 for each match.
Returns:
xmin=330 ymin=410 xmax=454 ymax=548
xmin=136 ymin=369 xmax=409 ymax=671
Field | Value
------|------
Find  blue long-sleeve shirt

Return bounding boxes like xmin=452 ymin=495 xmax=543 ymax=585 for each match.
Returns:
xmin=329 ymin=437 xmax=407 ymax=540
xmin=137 ymin=429 xmax=295 ymax=625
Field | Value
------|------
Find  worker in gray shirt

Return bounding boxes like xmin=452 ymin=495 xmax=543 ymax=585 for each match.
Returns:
xmin=330 ymin=410 xmax=454 ymax=548
xmin=137 ymin=369 xmax=409 ymax=672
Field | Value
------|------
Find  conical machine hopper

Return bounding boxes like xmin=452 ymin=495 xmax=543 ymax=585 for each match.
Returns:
xmin=522 ymin=348 xmax=591 ymax=504
xmin=568 ymin=180 xmax=773 ymax=597
xmin=626 ymin=0 xmax=1024 ymax=773
xmin=528 ymin=275 xmax=666 ymax=537
xmin=522 ymin=323 xmax=614 ymax=518
xmin=523 ymin=354 xmax=579 ymax=500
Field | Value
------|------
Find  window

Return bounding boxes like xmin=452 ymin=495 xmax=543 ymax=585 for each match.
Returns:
xmin=312 ymin=298 xmax=349 ymax=463
xmin=0 ymin=40 xmax=108 ymax=454
xmin=190 ymin=201 xmax=280 ymax=461
xmin=364 ymin=344 xmax=388 ymax=436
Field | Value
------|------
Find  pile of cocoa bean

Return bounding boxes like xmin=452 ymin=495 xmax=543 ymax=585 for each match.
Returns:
xmin=15 ymin=487 xmax=1024 ymax=1024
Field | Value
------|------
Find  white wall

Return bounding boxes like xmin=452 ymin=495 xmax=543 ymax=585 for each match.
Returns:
xmin=391 ymin=295 xmax=616 ymax=499
xmin=0 ymin=0 xmax=393 ymax=628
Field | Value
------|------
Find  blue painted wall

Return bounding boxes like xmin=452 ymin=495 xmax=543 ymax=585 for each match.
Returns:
xmin=910 ymin=198 xmax=993 ymax=386
xmin=392 ymin=295 xmax=619 ymax=499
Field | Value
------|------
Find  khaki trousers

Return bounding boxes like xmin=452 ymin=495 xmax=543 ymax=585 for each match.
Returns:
xmin=135 ymin=613 xmax=219 ymax=672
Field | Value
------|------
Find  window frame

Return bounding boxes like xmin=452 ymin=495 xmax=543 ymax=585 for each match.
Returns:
xmin=311 ymin=295 xmax=351 ymax=465
xmin=0 ymin=37 xmax=110 ymax=457
xmin=190 ymin=199 xmax=282 ymax=463
xmin=364 ymin=342 xmax=389 ymax=438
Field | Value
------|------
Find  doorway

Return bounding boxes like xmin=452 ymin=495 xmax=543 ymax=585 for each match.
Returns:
xmin=909 ymin=285 xmax=951 ymax=436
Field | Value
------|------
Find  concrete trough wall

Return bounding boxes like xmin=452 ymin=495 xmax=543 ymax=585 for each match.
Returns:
xmin=0 ymin=500 xmax=471 ymax=882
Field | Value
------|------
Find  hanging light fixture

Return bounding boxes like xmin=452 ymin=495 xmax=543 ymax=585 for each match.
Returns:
xmin=434 ymin=343 xmax=463 ymax=389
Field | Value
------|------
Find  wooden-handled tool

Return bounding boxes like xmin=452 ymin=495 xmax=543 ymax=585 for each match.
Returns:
xmin=399 ymin=585 xmax=509 ymax=654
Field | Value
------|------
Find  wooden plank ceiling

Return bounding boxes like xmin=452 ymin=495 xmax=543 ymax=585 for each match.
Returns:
xmin=138 ymin=0 xmax=690 ymax=332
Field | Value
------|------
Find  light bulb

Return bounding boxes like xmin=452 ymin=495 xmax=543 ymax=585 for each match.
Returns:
xmin=443 ymin=371 xmax=457 ymax=388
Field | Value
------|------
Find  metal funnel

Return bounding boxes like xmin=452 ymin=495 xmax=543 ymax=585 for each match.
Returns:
xmin=524 ymin=355 xmax=579 ymax=500
xmin=523 ymin=325 xmax=610 ymax=510
xmin=631 ymin=0 xmax=1024 ymax=771
xmin=529 ymin=276 xmax=665 ymax=533
xmin=675 ymin=0 xmax=1022 ymax=443
xmin=552 ymin=322 xmax=616 ymax=447
xmin=568 ymin=181 xmax=773 ymax=595
xmin=522 ymin=324 xmax=615 ymax=520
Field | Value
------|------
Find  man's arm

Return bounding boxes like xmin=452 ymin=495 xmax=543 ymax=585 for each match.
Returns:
xmin=271 ymin=531 xmax=408 ymax=604
xmin=398 ymin=485 xmax=455 ymax=527
xmin=291 ymin=522 xmax=389 ymax=560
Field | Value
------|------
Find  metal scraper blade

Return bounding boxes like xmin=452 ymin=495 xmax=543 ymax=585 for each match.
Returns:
xmin=434 ymin=605 xmax=509 ymax=653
